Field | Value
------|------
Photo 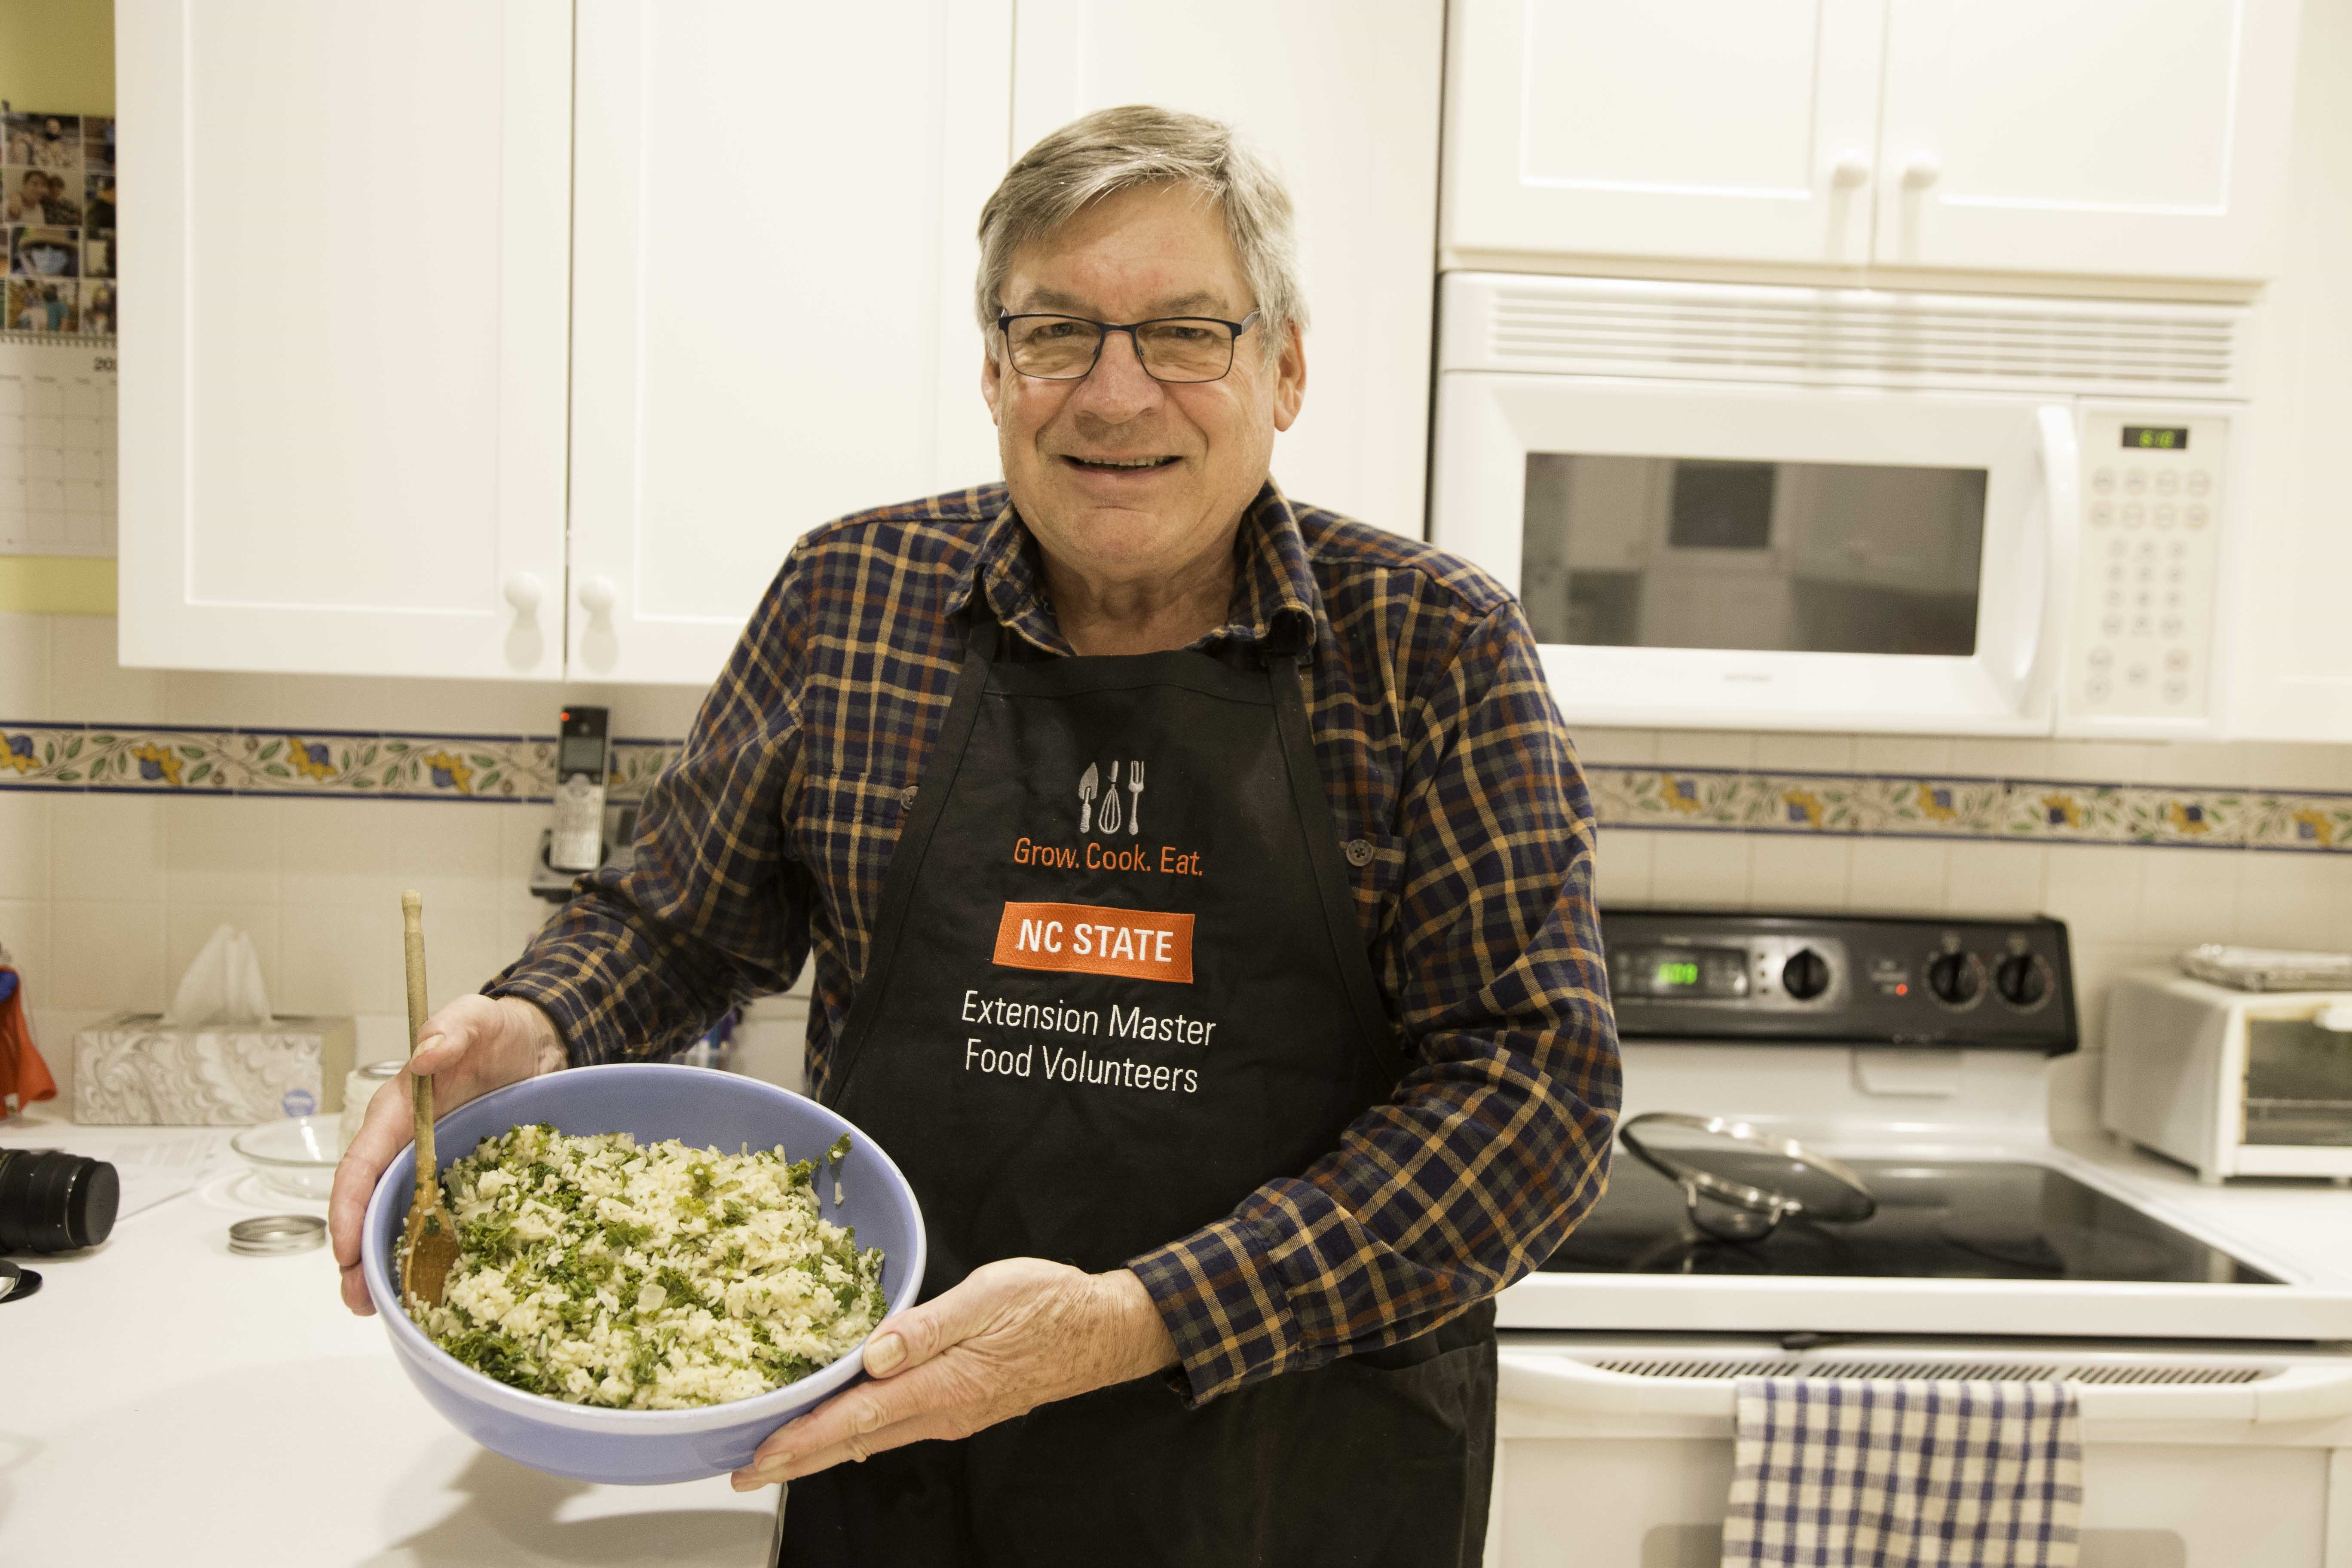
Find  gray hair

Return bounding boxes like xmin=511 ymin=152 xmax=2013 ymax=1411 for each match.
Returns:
xmin=974 ymin=105 xmax=1307 ymax=355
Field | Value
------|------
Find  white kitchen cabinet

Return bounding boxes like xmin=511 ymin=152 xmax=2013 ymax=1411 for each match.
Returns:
xmin=116 ymin=0 xmax=573 ymax=680
xmin=2224 ymin=0 xmax=2352 ymax=742
xmin=565 ymin=0 xmax=1012 ymax=685
xmin=119 ymin=1 xmax=1442 ymax=683
xmin=1873 ymin=0 xmax=2301 ymax=281
xmin=1443 ymin=0 xmax=1887 ymax=269
xmin=1443 ymin=0 xmax=2302 ymax=284
xmin=1013 ymin=0 xmax=1444 ymax=537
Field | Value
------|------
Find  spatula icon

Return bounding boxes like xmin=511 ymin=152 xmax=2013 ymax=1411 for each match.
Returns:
xmin=1078 ymin=762 xmax=1099 ymax=832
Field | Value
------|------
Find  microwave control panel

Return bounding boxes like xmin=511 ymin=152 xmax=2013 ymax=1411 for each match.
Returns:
xmin=2064 ymin=410 xmax=2228 ymax=730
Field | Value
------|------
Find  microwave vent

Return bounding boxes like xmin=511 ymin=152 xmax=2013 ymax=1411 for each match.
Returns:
xmin=1453 ymin=275 xmax=2245 ymax=397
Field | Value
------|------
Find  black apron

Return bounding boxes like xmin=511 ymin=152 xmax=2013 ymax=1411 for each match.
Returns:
xmin=784 ymin=606 xmax=1496 ymax=1567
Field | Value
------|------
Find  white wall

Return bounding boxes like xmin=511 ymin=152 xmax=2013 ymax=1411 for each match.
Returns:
xmin=0 ymin=610 xmax=810 ymax=1106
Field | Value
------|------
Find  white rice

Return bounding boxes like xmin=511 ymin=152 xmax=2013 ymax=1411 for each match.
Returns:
xmin=402 ymin=1123 xmax=886 ymax=1409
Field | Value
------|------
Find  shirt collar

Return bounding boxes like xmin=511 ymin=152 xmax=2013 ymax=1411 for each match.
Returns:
xmin=951 ymin=481 xmax=1322 ymax=658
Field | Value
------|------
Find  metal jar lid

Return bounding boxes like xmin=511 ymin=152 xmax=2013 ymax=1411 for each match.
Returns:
xmin=229 ymin=1214 xmax=327 ymax=1256
xmin=356 ymin=1060 xmax=404 ymax=1081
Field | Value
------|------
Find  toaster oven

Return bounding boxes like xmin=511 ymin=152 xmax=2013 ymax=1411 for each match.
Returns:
xmin=2104 ymin=969 xmax=2352 ymax=1183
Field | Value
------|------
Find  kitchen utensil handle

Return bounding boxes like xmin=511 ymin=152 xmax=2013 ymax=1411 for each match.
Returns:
xmin=401 ymin=891 xmax=435 ymax=1191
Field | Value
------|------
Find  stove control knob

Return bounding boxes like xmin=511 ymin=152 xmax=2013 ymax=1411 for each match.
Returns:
xmin=1781 ymin=948 xmax=1831 ymax=1001
xmin=1926 ymin=951 xmax=1984 ymax=1008
xmin=1995 ymin=953 xmax=2052 ymax=1011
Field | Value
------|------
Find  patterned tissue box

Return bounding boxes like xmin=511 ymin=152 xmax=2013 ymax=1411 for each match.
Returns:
xmin=72 ymin=1014 xmax=358 ymax=1125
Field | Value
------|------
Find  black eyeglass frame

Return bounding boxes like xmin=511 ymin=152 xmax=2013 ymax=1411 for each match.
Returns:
xmin=993 ymin=309 xmax=1263 ymax=383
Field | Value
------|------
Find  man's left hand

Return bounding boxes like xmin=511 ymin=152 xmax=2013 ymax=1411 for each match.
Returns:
xmin=729 ymin=1258 xmax=1179 ymax=1489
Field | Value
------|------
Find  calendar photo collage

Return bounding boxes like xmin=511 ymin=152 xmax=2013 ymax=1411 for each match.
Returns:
xmin=5 ymin=109 xmax=116 ymax=339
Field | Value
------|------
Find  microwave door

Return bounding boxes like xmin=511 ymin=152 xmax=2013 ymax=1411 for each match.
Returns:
xmin=1430 ymin=374 xmax=2069 ymax=735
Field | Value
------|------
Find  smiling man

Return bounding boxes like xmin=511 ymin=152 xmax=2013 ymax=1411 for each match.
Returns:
xmin=330 ymin=106 xmax=1618 ymax=1566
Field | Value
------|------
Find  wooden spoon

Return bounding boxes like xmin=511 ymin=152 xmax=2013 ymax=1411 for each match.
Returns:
xmin=398 ymin=890 xmax=459 ymax=1307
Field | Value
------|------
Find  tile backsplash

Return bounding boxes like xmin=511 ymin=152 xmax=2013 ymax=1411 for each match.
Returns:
xmin=5 ymin=610 xmax=2350 ymax=1130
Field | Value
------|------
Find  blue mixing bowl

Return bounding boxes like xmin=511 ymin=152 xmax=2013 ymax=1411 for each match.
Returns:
xmin=360 ymin=1063 xmax=926 ymax=1484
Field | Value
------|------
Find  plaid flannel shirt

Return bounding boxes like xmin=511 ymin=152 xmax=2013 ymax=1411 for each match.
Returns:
xmin=489 ymin=481 xmax=1620 ymax=1404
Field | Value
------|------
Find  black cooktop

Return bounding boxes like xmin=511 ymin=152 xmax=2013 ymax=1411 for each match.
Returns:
xmin=1543 ymin=1155 xmax=2281 ymax=1283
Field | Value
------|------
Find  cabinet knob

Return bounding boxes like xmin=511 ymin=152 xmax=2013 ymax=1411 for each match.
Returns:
xmin=1902 ymin=151 xmax=1942 ymax=188
xmin=502 ymin=572 xmax=545 ymax=614
xmin=1829 ymin=150 xmax=1870 ymax=187
xmin=577 ymin=575 xmax=618 ymax=616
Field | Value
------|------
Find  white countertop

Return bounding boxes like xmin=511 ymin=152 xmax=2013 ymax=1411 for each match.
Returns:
xmin=0 ymin=1106 xmax=779 ymax=1568
xmin=2052 ymin=1126 xmax=2352 ymax=1290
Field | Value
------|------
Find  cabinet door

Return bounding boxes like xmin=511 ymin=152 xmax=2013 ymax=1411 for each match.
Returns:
xmin=567 ymin=0 xmax=1011 ymax=686
xmin=1873 ymin=0 xmax=2301 ymax=280
xmin=116 ymin=1 xmax=571 ymax=678
xmin=1012 ymin=0 xmax=1443 ymax=536
xmin=2226 ymin=0 xmax=2352 ymax=742
xmin=1442 ymin=0 xmax=1887 ymax=270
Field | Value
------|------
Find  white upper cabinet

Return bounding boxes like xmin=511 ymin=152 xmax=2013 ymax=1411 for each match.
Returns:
xmin=1014 ymin=0 xmax=1445 ymax=536
xmin=1444 ymin=0 xmax=1887 ymax=268
xmin=566 ymin=0 xmax=1011 ymax=686
xmin=120 ymin=0 xmax=1441 ymax=683
xmin=1443 ymin=0 xmax=2302 ymax=284
xmin=1874 ymin=0 xmax=2301 ymax=280
xmin=2225 ymin=0 xmax=2352 ymax=743
xmin=116 ymin=0 xmax=573 ymax=679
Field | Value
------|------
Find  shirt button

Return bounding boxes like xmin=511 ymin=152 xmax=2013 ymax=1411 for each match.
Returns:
xmin=899 ymin=786 xmax=919 ymax=807
xmin=1343 ymin=838 xmax=1375 ymax=867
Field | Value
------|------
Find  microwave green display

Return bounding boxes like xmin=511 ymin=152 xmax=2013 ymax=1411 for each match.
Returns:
xmin=2122 ymin=425 xmax=2190 ymax=450
xmin=1655 ymin=959 xmax=1700 ymax=989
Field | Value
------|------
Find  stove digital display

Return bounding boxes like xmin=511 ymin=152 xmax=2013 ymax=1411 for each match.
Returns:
xmin=1616 ymin=944 xmax=1747 ymax=998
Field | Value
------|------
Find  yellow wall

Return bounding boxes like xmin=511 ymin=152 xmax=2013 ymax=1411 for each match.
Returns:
xmin=1 ymin=0 xmax=117 ymax=614
xmin=0 ymin=0 xmax=113 ymax=113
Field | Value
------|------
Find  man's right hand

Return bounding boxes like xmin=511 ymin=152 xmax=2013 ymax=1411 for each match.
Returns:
xmin=328 ymin=993 xmax=567 ymax=1315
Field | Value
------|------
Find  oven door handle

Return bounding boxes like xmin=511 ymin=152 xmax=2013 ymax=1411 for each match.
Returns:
xmin=1499 ymin=1351 xmax=2352 ymax=1424
xmin=2249 ymin=1365 xmax=2352 ymax=1424
xmin=1498 ymin=1350 xmax=1731 ymax=1418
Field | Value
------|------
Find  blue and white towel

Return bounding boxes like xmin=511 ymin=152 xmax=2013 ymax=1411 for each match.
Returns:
xmin=1721 ymin=1378 xmax=2082 ymax=1568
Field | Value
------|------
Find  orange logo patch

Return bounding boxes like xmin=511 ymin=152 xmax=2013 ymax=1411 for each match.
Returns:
xmin=990 ymin=900 xmax=1195 ymax=984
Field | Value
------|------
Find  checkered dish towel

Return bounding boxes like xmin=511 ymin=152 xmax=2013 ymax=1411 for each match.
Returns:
xmin=1722 ymin=1378 xmax=2082 ymax=1568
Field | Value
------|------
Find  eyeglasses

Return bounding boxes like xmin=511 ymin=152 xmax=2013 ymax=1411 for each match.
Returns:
xmin=995 ymin=310 xmax=1261 ymax=383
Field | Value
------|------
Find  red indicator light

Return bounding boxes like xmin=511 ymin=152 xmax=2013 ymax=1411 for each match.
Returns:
xmin=1896 ymin=983 xmax=1909 ymax=995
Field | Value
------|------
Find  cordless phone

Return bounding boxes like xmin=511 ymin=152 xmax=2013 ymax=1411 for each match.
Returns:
xmin=550 ymin=706 xmax=611 ymax=872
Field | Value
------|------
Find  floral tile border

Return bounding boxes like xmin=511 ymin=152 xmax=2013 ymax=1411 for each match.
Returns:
xmin=1 ymin=720 xmax=2346 ymax=853
xmin=1585 ymin=763 xmax=2352 ymax=854
xmin=0 ymin=721 xmax=683 ymax=804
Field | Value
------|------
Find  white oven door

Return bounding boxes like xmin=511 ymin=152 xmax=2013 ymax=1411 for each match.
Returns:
xmin=1431 ymin=374 xmax=2079 ymax=734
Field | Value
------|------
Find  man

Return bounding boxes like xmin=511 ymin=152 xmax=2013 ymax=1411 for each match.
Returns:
xmin=3 ymin=172 xmax=47 ymax=226
xmin=331 ymin=105 xmax=1617 ymax=1565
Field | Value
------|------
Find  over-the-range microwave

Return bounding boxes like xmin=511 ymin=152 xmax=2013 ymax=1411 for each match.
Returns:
xmin=1430 ymin=273 xmax=2251 ymax=737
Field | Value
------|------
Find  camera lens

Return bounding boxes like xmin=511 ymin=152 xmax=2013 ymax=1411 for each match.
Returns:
xmin=0 ymin=1148 xmax=120 ymax=1254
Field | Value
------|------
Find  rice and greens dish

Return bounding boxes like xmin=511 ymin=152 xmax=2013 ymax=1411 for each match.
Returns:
xmin=401 ymin=1123 xmax=887 ymax=1409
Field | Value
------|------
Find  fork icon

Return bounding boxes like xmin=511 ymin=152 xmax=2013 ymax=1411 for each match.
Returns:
xmin=1127 ymin=759 xmax=1144 ymax=835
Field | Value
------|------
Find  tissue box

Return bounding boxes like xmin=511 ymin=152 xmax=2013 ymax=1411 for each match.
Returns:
xmin=72 ymin=1014 xmax=358 ymax=1125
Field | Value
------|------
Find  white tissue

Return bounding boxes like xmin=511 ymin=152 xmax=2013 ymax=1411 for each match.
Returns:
xmin=162 ymin=925 xmax=276 ymax=1027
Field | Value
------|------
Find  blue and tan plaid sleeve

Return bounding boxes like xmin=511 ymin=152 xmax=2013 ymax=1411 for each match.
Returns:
xmin=484 ymin=546 xmax=817 ymax=1062
xmin=1125 ymin=599 xmax=1620 ymax=1404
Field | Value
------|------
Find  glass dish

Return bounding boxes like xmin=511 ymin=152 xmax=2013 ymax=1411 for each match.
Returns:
xmin=230 ymin=1113 xmax=341 ymax=1200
